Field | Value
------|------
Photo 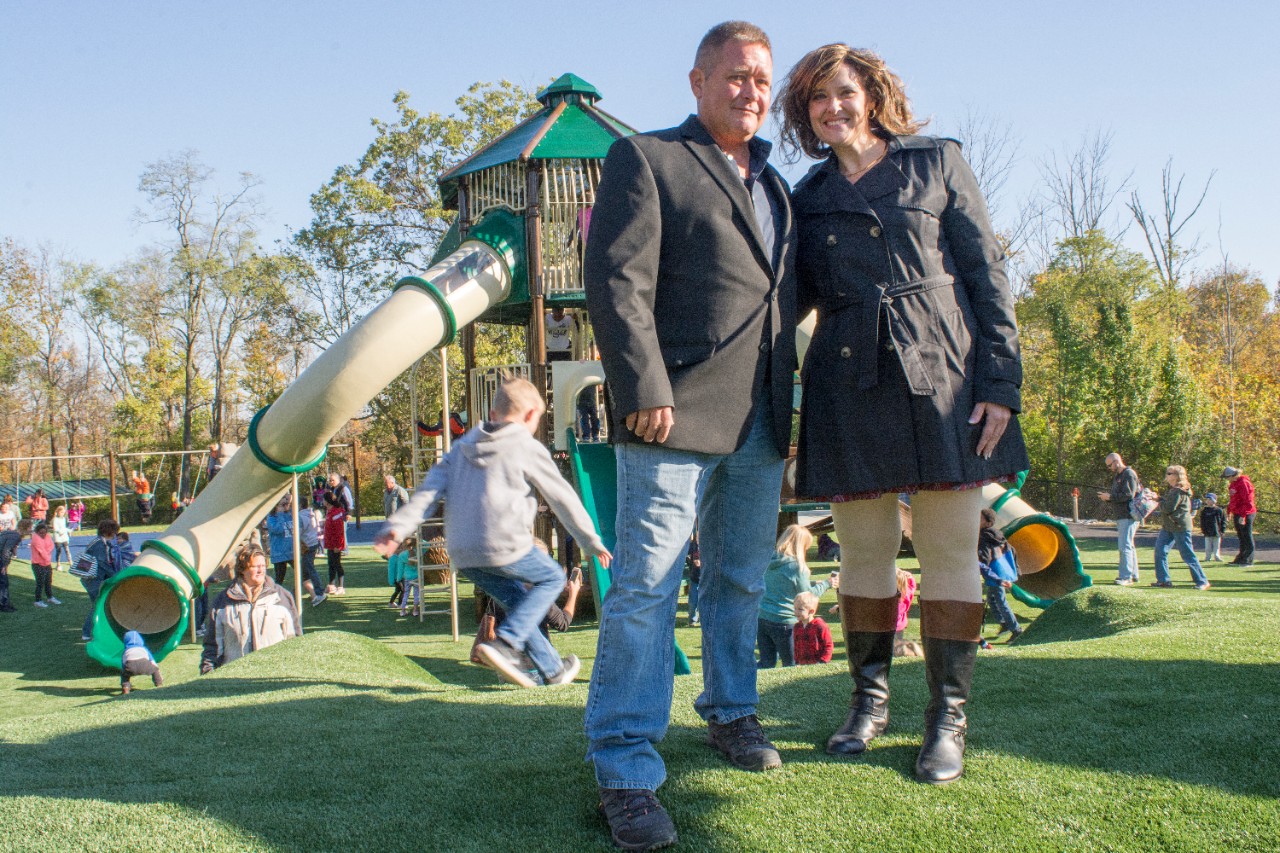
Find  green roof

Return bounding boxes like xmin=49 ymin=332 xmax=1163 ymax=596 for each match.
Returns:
xmin=438 ymin=74 xmax=635 ymax=209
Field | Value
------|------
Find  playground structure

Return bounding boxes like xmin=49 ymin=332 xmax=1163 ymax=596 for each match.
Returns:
xmin=88 ymin=74 xmax=1090 ymax=669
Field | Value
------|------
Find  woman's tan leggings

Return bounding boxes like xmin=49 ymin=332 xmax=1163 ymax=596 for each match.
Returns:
xmin=832 ymin=488 xmax=985 ymax=605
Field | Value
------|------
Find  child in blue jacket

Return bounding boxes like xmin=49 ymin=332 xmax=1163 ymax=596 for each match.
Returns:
xmin=121 ymin=630 xmax=163 ymax=694
xmin=978 ymin=509 xmax=1021 ymax=641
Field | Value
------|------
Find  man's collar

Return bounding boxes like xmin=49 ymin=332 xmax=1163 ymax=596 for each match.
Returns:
xmin=681 ymin=115 xmax=773 ymax=180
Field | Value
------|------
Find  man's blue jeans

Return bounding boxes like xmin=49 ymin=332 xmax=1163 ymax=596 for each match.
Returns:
xmin=1116 ymin=518 xmax=1139 ymax=582
xmin=463 ymin=546 xmax=566 ymax=680
xmin=1153 ymin=530 xmax=1208 ymax=586
xmin=585 ymin=403 xmax=784 ymax=792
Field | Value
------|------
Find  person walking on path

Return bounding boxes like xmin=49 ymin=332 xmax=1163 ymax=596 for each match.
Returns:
xmin=1198 ymin=493 xmax=1227 ymax=562
xmin=583 ymin=20 xmax=798 ymax=850
xmin=1223 ymin=466 xmax=1257 ymax=566
xmin=1151 ymin=465 xmax=1211 ymax=590
xmin=1098 ymin=453 xmax=1142 ymax=585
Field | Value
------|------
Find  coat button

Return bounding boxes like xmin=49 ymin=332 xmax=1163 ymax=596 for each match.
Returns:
xmin=869 ymin=225 xmax=882 ymax=238
xmin=840 ymin=347 xmax=852 ymax=358
xmin=826 ymin=234 xmax=837 ymax=246
xmin=759 ymin=341 xmax=769 ymax=353
xmin=883 ymin=340 xmax=894 ymax=352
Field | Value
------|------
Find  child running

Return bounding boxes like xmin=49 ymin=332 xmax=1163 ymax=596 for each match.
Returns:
xmin=978 ymin=509 xmax=1022 ymax=641
xmin=375 ymin=378 xmax=611 ymax=688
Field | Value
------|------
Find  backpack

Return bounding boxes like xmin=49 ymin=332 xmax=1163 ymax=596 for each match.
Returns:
xmin=1129 ymin=487 xmax=1160 ymax=522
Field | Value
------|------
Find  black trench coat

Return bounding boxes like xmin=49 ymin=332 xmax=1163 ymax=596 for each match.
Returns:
xmin=793 ymin=134 xmax=1029 ymax=499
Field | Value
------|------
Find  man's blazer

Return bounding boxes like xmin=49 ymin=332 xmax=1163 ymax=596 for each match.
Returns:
xmin=585 ymin=115 xmax=797 ymax=457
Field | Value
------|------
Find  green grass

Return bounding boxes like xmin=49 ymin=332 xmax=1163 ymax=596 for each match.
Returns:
xmin=2 ymin=544 xmax=1278 ymax=851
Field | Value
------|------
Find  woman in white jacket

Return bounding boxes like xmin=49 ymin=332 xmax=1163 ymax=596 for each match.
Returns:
xmin=200 ymin=545 xmax=301 ymax=673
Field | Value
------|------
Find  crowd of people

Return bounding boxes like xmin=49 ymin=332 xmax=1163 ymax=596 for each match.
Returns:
xmin=1099 ymin=454 xmax=1258 ymax=589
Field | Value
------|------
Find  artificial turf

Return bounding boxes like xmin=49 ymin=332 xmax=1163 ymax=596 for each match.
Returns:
xmin=1 ymin=538 xmax=1277 ymax=851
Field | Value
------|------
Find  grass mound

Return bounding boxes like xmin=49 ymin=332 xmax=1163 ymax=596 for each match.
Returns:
xmin=1014 ymin=586 xmax=1201 ymax=644
xmin=178 ymin=630 xmax=448 ymax=695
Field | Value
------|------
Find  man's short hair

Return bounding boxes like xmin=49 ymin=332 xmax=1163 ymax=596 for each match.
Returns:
xmin=694 ymin=20 xmax=771 ymax=70
xmin=492 ymin=377 xmax=545 ymax=418
xmin=980 ymin=508 xmax=997 ymax=525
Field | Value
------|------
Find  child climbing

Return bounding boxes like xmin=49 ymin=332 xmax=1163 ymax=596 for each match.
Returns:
xmin=120 ymin=630 xmax=163 ymax=694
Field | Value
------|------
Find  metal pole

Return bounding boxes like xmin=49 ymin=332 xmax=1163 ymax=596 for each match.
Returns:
xmin=441 ymin=348 xmax=452 ymax=454
xmin=108 ymin=451 xmax=118 ymax=522
xmin=351 ymin=437 xmax=361 ymax=530
xmin=291 ymin=474 xmax=303 ymax=629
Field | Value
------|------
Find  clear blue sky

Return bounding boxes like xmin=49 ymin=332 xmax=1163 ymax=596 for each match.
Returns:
xmin=3 ymin=0 xmax=1277 ymax=288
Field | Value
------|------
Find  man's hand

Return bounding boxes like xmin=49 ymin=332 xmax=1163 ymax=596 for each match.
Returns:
xmin=1096 ymin=492 xmax=1110 ymax=502
xmin=372 ymin=530 xmax=401 ymax=558
xmin=969 ymin=402 xmax=1012 ymax=459
xmin=593 ymin=548 xmax=614 ymax=569
xmin=625 ymin=406 xmax=674 ymax=444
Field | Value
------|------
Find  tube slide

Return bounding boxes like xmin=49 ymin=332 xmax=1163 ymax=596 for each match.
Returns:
xmin=87 ymin=214 xmax=520 ymax=669
xmin=982 ymin=475 xmax=1092 ymax=608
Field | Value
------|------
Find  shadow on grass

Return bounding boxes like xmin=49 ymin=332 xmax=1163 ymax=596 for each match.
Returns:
xmin=756 ymin=655 xmax=1280 ymax=798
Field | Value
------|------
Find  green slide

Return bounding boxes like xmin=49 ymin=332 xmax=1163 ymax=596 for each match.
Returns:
xmin=566 ymin=430 xmax=691 ymax=675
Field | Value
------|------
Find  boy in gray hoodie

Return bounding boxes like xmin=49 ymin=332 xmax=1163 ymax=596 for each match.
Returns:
xmin=375 ymin=378 xmax=612 ymax=687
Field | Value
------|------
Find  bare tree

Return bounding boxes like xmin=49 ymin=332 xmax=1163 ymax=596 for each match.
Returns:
xmin=1126 ymin=159 xmax=1214 ymax=290
xmin=1039 ymin=130 xmax=1132 ymax=245
xmin=137 ymin=150 xmax=263 ymax=495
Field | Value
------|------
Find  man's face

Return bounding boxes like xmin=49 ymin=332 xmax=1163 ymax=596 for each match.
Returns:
xmin=329 ymin=474 xmax=340 ymax=488
xmin=690 ymin=40 xmax=772 ymax=149
xmin=1105 ymin=456 xmax=1122 ymax=474
xmin=384 ymin=475 xmax=396 ymax=490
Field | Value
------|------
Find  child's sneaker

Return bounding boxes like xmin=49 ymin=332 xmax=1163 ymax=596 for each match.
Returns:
xmin=312 ymin=592 xmax=327 ymax=607
xmin=476 ymin=638 xmax=539 ymax=688
xmin=121 ymin=683 xmax=132 ymax=695
xmin=152 ymin=673 xmax=163 ymax=687
xmin=545 ymin=654 xmax=582 ymax=686
xmin=978 ymin=639 xmax=994 ymax=650
xmin=48 ymin=597 xmax=62 ymax=605
xmin=34 ymin=600 xmax=49 ymax=608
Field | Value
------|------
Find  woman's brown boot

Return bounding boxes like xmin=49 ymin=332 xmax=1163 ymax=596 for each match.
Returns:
xmin=827 ymin=594 xmax=898 ymax=756
xmin=914 ymin=600 xmax=983 ymax=784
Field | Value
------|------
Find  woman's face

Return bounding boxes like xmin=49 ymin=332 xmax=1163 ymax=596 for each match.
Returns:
xmin=808 ymin=62 xmax=875 ymax=151
xmin=240 ymin=553 xmax=267 ymax=591
xmin=1165 ymin=469 xmax=1179 ymax=486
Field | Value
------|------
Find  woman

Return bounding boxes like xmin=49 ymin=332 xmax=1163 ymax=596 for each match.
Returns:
xmin=51 ymin=505 xmax=72 ymax=570
xmin=1151 ymin=465 xmax=1210 ymax=590
xmin=776 ymin=44 xmax=1028 ymax=784
xmin=1222 ymin=466 xmax=1257 ymax=566
xmin=200 ymin=544 xmax=301 ymax=673
xmin=79 ymin=518 xmax=122 ymax=641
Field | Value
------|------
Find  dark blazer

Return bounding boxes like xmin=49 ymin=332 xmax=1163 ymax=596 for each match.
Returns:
xmin=585 ymin=116 xmax=797 ymax=457
xmin=793 ymin=134 xmax=1028 ymax=497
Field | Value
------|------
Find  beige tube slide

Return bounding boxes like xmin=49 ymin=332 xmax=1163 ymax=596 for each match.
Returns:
xmin=90 ymin=239 xmax=512 ymax=664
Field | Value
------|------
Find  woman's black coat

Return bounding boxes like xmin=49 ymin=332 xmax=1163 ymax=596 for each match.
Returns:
xmin=793 ymin=134 xmax=1029 ymax=498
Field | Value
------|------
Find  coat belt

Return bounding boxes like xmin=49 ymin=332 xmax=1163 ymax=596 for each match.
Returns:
xmin=817 ymin=274 xmax=955 ymax=395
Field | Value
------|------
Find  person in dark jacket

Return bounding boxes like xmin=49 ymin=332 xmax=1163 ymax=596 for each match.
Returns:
xmin=582 ymin=21 xmax=797 ymax=846
xmin=776 ymin=43 xmax=1028 ymax=785
xmin=1198 ymin=493 xmax=1226 ymax=562
xmin=79 ymin=519 xmax=122 ymax=640
xmin=1097 ymin=453 xmax=1142 ymax=585
xmin=1151 ymin=465 xmax=1210 ymax=589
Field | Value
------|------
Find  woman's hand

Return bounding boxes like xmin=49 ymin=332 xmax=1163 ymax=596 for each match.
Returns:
xmin=969 ymin=402 xmax=1013 ymax=459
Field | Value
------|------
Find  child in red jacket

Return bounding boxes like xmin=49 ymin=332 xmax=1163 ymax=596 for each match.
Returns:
xmin=792 ymin=591 xmax=833 ymax=665
xmin=323 ymin=492 xmax=348 ymax=595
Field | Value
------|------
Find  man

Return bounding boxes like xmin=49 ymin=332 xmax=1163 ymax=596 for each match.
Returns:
xmin=583 ymin=21 xmax=796 ymax=850
xmin=544 ymin=306 xmax=577 ymax=362
xmin=1097 ymin=453 xmax=1141 ymax=585
xmin=383 ymin=474 xmax=409 ymax=519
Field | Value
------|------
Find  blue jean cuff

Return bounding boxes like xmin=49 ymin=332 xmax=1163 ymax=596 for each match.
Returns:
xmin=704 ymin=707 xmax=757 ymax=726
xmin=596 ymin=779 xmax=664 ymax=792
